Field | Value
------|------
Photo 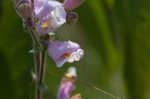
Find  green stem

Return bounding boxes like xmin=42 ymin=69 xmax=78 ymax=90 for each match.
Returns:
xmin=30 ymin=29 xmax=42 ymax=99
xmin=30 ymin=29 xmax=47 ymax=99
xmin=39 ymin=49 xmax=46 ymax=83
xmin=39 ymin=49 xmax=47 ymax=98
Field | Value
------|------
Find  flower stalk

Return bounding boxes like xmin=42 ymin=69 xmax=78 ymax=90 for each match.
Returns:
xmin=29 ymin=28 xmax=47 ymax=99
xmin=30 ymin=29 xmax=41 ymax=76
xmin=14 ymin=0 xmax=85 ymax=99
xmin=39 ymin=49 xmax=46 ymax=84
xmin=30 ymin=29 xmax=41 ymax=99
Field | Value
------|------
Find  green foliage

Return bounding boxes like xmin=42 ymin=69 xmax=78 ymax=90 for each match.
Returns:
xmin=114 ymin=0 xmax=150 ymax=99
xmin=0 ymin=0 xmax=150 ymax=99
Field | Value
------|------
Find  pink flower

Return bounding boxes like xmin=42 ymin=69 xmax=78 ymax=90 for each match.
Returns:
xmin=58 ymin=67 xmax=77 ymax=99
xmin=15 ymin=0 xmax=84 ymax=35
xmin=34 ymin=0 xmax=66 ymax=35
xmin=58 ymin=81 xmax=75 ymax=99
xmin=47 ymin=40 xmax=84 ymax=67
xmin=63 ymin=0 xmax=84 ymax=10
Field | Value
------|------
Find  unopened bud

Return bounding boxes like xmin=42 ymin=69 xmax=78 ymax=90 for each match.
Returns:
xmin=16 ymin=0 xmax=33 ymax=19
xmin=67 ymin=12 xmax=78 ymax=24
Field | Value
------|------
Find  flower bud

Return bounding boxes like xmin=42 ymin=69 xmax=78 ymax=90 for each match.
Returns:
xmin=67 ymin=12 xmax=78 ymax=24
xmin=57 ymin=67 xmax=77 ymax=99
xmin=16 ymin=0 xmax=33 ymax=19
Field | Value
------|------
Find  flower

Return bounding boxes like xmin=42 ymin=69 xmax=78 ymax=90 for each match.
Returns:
xmin=34 ymin=0 xmax=66 ymax=35
xmin=15 ymin=0 xmax=84 ymax=35
xmin=47 ymin=40 xmax=84 ymax=67
xmin=63 ymin=0 xmax=84 ymax=10
xmin=58 ymin=81 xmax=75 ymax=99
xmin=15 ymin=0 xmax=33 ymax=19
xmin=58 ymin=67 xmax=77 ymax=99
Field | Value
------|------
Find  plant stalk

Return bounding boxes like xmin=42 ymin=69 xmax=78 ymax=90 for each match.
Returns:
xmin=39 ymin=49 xmax=47 ymax=98
xmin=30 ymin=29 xmax=42 ymax=99
xmin=39 ymin=49 xmax=46 ymax=83
xmin=30 ymin=29 xmax=47 ymax=99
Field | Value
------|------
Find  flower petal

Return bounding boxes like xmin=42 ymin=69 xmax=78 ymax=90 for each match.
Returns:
xmin=47 ymin=40 xmax=83 ymax=67
xmin=34 ymin=0 xmax=66 ymax=35
xmin=34 ymin=0 xmax=56 ymax=13
xmin=50 ymin=5 xmax=66 ymax=28
xmin=58 ymin=81 xmax=75 ymax=99
xmin=58 ymin=67 xmax=77 ymax=99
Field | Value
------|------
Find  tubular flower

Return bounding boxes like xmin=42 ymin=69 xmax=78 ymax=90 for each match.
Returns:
xmin=34 ymin=0 xmax=66 ymax=35
xmin=47 ymin=40 xmax=84 ymax=67
xmin=15 ymin=0 xmax=33 ymax=19
xmin=58 ymin=67 xmax=77 ymax=99
xmin=15 ymin=0 xmax=84 ymax=35
xmin=58 ymin=81 xmax=75 ymax=99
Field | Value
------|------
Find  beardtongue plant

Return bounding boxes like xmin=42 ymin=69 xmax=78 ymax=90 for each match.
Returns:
xmin=14 ymin=0 xmax=84 ymax=99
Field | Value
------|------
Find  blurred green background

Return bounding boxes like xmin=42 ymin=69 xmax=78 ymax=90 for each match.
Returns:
xmin=0 ymin=0 xmax=150 ymax=99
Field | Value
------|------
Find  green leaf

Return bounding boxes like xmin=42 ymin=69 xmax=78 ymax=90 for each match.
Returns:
xmin=114 ymin=0 xmax=150 ymax=99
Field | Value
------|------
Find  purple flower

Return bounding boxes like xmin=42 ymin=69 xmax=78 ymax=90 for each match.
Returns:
xmin=63 ymin=0 xmax=84 ymax=10
xmin=34 ymin=0 xmax=66 ymax=35
xmin=58 ymin=81 xmax=75 ymax=99
xmin=47 ymin=40 xmax=84 ymax=67
xmin=58 ymin=67 xmax=77 ymax=99
xmin=15 ymin=0 xmax=84 ymax=35
xmin=16 ymin=0 xmax=33 ymax=19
